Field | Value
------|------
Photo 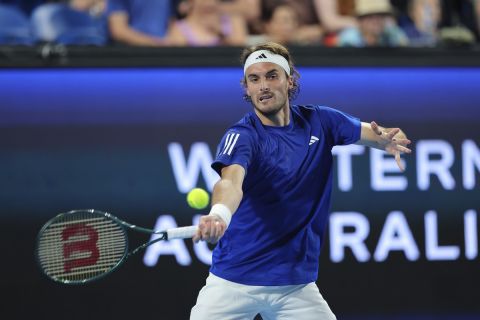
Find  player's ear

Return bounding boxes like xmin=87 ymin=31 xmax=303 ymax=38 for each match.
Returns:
xmin=288 ymin=75 xmax=294 ymax=89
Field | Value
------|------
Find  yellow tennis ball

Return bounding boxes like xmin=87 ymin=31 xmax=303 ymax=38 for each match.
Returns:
xmin=187 ymin=188 xmax=210 ymax=210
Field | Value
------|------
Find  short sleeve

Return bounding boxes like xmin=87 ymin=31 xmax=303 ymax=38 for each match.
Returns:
xmin=317 ymin=106 xmax=361 ymax=146
xmin=106 ymin=0 xmax=127 ymax=15
xmin=211 ymin=126 xmax=255 ymax=176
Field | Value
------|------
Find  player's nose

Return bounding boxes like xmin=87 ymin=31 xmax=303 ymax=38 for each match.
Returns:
xmin=260 ymin=80 xmax=270 ymax=91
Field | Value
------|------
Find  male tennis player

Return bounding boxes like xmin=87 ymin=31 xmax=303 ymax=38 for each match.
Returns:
xmin=190 ymin=42 xmax=411 ymax=319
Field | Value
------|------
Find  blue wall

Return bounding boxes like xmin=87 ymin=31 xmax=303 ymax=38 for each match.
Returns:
xmin=1 ymin=67 xmax=479 ymax=320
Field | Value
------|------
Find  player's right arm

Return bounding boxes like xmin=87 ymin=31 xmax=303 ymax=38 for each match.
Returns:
xmin=193 ymin=164 xmax=245 ymax=244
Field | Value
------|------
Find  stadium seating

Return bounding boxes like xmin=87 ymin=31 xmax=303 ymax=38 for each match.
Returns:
xmin=0 ymin=4 xmax=34 ymax=45
xmin=31 ymin=3 xmax=107 ymax=45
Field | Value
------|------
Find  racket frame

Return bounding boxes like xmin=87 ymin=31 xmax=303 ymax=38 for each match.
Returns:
xmin=35 ymin=209 xmax=165 ymax=285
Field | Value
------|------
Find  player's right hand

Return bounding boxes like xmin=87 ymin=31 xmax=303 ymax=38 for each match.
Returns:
xmin=193 ymin=215 xmax=227 ymax=244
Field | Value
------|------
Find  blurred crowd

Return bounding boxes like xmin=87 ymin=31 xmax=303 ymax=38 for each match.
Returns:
xmin=1 ymin=0 xmax=479 ymax=47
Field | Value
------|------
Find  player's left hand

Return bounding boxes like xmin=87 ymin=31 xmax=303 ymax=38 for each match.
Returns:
xmin=371 ymin=121 xmax=412 ymax=171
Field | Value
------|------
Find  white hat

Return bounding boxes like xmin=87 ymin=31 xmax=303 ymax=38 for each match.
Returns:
xmin=355 ymin=0 xmax=393 ymax=17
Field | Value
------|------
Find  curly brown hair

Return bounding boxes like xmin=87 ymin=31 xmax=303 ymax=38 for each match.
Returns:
xmin=240 ymin=42 xmax=300 ymax=102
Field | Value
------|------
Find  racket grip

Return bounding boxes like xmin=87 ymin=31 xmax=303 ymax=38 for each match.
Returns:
xmin=167 ymin=226 xmax=198 ymax=240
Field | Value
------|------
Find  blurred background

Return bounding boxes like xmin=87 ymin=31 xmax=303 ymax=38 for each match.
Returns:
xmin=0 ymin=0 xmax=479 ymax=319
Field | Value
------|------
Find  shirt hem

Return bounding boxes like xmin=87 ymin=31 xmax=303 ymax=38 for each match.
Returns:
xmin=210 ymin=269 xmax=316 ymax=286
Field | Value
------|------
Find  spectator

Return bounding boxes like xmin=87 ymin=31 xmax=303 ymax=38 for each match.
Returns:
xmin=261 ymin=0 xmax=324 ymax=44
xmin=30 ymin=1 xmax=108 ymax=45
xmin=313 ymin=0 xmax=357 ymax=33
xmin=438 ymin=0 xmax=479 ymax=44
xmin=168 ymin=0 xmax=247 ymax=46
xmin=219 ymin=0 xmax=262 ymax=34
xmin=249 ymin=2 xmax=299 ymax=45
xmin=70 ymin=0 xmax=105 ymax=17
xmin=107 ymin=0 xmax=175 ymax=46
xmin=314 ymin=0 xmax=357 ymax=46
xmin=261 ymin=0 xmax=357 ymax=46
xmin=338 ymin=0 xmax=409 ymax=47
xmin=177 ymin=0 xmax=261 ymax=33
xmin=251 ymin=2 xmax=322 ymax=45
xmin=398 ymin=0 xmax=442 ymax=47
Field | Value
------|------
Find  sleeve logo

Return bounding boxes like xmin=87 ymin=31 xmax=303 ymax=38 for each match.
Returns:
xmin=222 ymin=133 xmax=240 ymax=155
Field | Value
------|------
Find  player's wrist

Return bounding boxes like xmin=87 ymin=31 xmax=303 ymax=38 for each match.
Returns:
xmin=208 ymin=203 xmax=232 ymax=227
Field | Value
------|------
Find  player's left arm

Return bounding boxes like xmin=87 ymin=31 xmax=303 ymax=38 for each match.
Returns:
xmin=356 ymin=121 xmax=412 ymax=171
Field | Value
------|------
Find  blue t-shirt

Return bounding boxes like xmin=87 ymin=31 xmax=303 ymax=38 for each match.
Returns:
xmin=210 ymin=105 xmax=361 ymax=285
xmin=106 ymin=0 xmax=173 ymax=37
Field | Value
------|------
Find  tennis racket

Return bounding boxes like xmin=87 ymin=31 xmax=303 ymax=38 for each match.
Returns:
xmin=35 ymin=209 xmax=198 ymax=285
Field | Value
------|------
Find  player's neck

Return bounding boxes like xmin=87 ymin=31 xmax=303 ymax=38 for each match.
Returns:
xmin=255 ymin=104 xmax=291 ymax=127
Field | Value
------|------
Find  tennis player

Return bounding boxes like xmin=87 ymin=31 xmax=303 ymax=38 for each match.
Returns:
xmin=190 ymin=42 xmax=411 ymax=319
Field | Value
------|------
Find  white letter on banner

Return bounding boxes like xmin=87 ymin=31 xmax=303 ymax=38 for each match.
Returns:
xmin=193 ymin=214 xmax=213 ymax=265
xmin=168 ymin=142 xmax=219 ymax=193
xmin=374 ymin=211 xmax=420 ymax=261
xmin=462 ymin=140 xmax=480 ymax=190
xmin=332 ymin=145 xmax=365 ymax=191
xmin=425 ymin=210 xmax=460 ymax=261
xmin=464 ymin=209 xmax=478 ymax=260
xmin=143 ymin=215 xmax=192 ymax=266
xmin=417 ymin=140 xmax=455 ymax=190
xmin=370 ymin=148 xmax=407 ymax=191
xmin=330 ymin=212 xmax=370 ymax=262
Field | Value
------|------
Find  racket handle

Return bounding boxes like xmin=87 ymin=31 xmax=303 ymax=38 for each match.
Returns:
xmin=166 ymin=226 xmax=198 ymax=240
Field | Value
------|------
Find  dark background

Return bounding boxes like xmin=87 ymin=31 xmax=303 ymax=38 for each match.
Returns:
xmin=1 ymin=46 xmax=479 ymax=320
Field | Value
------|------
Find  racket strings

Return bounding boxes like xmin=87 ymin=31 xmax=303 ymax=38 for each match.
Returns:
xmin=37 ymin=211 xmax=127 ymax=283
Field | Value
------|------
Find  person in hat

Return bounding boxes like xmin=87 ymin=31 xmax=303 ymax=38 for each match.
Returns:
xmin=337 ymin=0 xmax=409 ymax=47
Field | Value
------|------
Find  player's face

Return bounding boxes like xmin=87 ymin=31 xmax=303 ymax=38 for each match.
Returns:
xmin=245 ymin=62 xmax=293 ymax=117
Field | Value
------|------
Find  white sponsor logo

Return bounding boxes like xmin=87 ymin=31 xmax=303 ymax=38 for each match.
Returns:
xmin=168 ymin=139 xmax=480 ymax=193
xmin=143 ymin=209 xmax=478 ymax=266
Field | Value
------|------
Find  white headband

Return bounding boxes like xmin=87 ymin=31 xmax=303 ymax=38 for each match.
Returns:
xmin=243 ymin=50 xmax=291 ymax=76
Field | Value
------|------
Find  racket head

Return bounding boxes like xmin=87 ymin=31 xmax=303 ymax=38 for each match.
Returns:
xmin=35 ymin=209 xmax=129 ymax=285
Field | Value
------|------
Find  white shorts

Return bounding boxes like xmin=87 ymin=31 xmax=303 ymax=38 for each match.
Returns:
xmin=190 ymin=273 xmax=336 ymax=320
